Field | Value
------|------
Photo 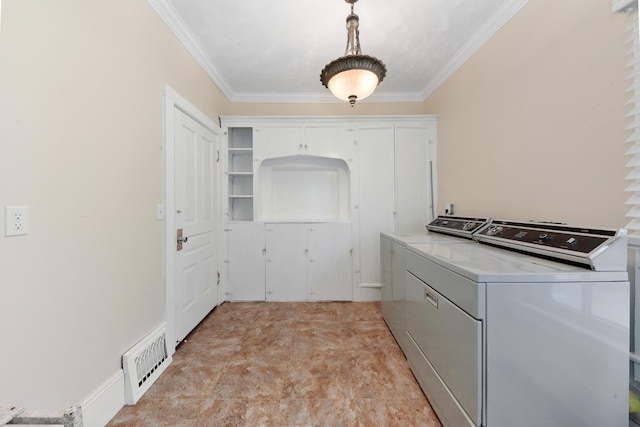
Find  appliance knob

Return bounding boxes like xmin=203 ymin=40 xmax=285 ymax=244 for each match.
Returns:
xmin=463 ymin=221 xmax=474 ymax=231
xmin=539 ymin=233 xmax=550 ymax=241
xmin=487 ymin=226 xmax=503 ymax=236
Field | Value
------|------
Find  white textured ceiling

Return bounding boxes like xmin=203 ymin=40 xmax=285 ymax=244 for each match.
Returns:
xmin=148 ymin=0 xmax=528 ymax=103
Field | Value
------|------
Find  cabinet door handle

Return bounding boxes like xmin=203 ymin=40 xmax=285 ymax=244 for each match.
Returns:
xmin=424 ymin=289 xmax=438 ymax=308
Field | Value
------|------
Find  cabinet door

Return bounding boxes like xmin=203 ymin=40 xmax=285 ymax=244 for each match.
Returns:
xmin=396 ymin=126 xmax=433 ymax=231
xmin=304 ymin=126 xmax=356 ymax=161
xmin=357 ymin=126 xmax=395 ymax=288
xmin=226 ymin=222 xmax=265 ymax=301
xmin=253 ymin=126 xmax=303 ymax=164
xmin=308 ymin=222 xmax=352 ymax=301
xmin=265 ymin=223 xmax=308 ymax=301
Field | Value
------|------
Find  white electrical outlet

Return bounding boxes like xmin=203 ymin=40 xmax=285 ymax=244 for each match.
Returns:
xmin=5 ymin=206 xmax=29 ymax=236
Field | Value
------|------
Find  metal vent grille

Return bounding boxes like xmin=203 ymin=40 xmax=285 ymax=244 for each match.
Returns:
xmin=122 ymin=324 xmax=172 ymax=405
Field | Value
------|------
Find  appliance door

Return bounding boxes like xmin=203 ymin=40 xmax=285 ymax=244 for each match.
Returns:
xmin=407 ymin=272 xmax=483 ymax=425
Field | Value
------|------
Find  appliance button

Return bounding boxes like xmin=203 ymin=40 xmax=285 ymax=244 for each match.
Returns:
xmin=487 ymin=226 xmax=503 ymax=236
xmin=566 ymin=237 xmax=577 ymax=245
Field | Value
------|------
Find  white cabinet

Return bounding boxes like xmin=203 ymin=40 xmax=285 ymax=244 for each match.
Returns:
xmin=265 ymin=223 xmax=308 ymax=301
xmin=265 ymin=222 xmax=352 ymax=301
xmin=396 ymin=125 xmax=436 ymax=232
xmin=225 ymin=222 xmax=265 ymax=301
xmin=304 ymin=126 xmax=356 ymax=160
xmin=308 ymin=222 xmax=352 ymax=301
xmin=253 ymin=126 xmax=303 ymax=163
xmin=220 ymin=115 xmax=437 ymax=302
xmin=253 ymin=125 xmax=356 ymax=162
xmin=357 ymin=126 xmax=396 ymax=289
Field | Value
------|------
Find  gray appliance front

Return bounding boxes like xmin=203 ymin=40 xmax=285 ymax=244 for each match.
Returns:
xmin=405 ymin=244 xmax=629 ymax=427
xmin=406 ymin=271 xmax=482 ymax=425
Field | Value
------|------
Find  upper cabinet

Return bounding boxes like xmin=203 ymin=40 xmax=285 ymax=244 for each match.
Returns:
xmin=304 ymin=126 xmax=356 ymax=161
xmin=252 ymin=125 xmax=356 ymax=163
xmin=253 ymin=126 xmax=303 ymax=164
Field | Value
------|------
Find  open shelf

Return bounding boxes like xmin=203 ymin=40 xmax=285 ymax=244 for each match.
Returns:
xmin=228 ymin=128 xmax=254 ymax=221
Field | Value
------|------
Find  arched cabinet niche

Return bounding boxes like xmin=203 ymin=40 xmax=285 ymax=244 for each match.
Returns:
xmin=255 ymin=155 xmax=351 ymax=222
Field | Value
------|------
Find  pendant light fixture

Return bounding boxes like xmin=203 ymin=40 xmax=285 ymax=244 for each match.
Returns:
xmin=320 ymin=0 xmax=387 ymax=106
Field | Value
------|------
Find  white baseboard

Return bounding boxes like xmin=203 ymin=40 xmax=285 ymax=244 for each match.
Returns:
xmin=353 ymin=283 xmax=381 ymax=302
xmin=81 ymin=370 xmax=125 ymax=427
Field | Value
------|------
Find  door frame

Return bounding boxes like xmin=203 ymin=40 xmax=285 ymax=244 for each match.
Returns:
xmin=162 ymin=85 xmax=222 ymax=352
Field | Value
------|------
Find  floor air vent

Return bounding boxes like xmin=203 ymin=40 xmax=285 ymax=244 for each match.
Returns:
xmin=122 ymin=324 xmax=172 ymax=404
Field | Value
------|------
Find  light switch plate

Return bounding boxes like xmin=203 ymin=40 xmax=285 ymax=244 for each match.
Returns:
xmin=5 ymin=205 xmax=29 ymax=236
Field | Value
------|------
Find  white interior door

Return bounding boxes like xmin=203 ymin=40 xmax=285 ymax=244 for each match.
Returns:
xmin=174 ymin=107 xmax=219 ymax=342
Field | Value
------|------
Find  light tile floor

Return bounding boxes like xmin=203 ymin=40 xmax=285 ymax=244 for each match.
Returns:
xmin=107 ymin=302 xmax=442 ymax=427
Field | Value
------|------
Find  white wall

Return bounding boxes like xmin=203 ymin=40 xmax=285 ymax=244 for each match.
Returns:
xmin=424 ymin=0 xmax=630 ymax=229
xmin=0 ymin=0 xmax=228 ymax=411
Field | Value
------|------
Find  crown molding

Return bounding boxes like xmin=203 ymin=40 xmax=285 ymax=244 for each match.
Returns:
xmin=229 ymin=90 xmax=426 ymax=104
xmin=421 ymin=0 xmax=529 ymax=100
xmin=147 ymin=0 xmax=233 ymax=99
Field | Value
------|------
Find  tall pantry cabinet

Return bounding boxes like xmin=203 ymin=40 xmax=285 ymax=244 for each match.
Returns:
xmin=220 ymin=116 xmax=437 ymax=302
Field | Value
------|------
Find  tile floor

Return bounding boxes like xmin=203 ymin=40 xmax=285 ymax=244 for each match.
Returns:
xmin=107 ymin=301 xmax=442 ymax=427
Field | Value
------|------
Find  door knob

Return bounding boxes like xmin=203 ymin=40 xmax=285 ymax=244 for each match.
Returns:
xmin=176 ymin=228 xmax=188 ymax=251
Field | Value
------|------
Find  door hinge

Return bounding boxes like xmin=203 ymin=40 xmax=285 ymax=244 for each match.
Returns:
xmin=216 ymin=150 xmax=220 ymax=163
xmin=217 ymin=271 xmax=221 ymax=285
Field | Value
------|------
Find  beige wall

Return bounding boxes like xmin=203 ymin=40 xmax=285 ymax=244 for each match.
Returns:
xmin=424 ymin=0 xmax=630 ymax=228
xmin=1 ymin=0 xmax=629 ymax=414
xmin=0 ymin=0 xmax=228 ymax=409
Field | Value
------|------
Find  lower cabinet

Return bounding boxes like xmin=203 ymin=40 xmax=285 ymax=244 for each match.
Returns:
xmin=227 ymin=222 xmax=352 ymax=301
xmin=225 ymin=222 xmax=266 ymax=301
xmin=265 ymin=223 xmax=308 ymax=301
xmin=307 ymin=223 xmax=352 ymax=301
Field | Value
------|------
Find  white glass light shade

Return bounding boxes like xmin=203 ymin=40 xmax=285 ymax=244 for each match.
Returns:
xmin=327 ymin=69 xmax=379 ymax=102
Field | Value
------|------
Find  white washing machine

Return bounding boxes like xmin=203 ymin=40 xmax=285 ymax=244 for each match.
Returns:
xmin=405 ymin=220 xmax=629 ymax=427
xmin=381 ymin=216 xmax=491 ymax=355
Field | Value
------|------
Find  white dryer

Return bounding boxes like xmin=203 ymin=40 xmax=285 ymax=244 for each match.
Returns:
xmin=405 ymin=220 xmax=629 ymax=427
xmin=381 ymin=216 xmax=490 ymax=355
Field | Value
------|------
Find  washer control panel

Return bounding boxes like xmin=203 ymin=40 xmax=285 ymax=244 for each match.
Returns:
xmin=427 ymin=216 xmax=492 ymax=239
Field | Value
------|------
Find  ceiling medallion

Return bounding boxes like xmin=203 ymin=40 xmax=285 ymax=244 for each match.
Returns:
xmin=320 ymin=0 xmax=387 ymax=106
